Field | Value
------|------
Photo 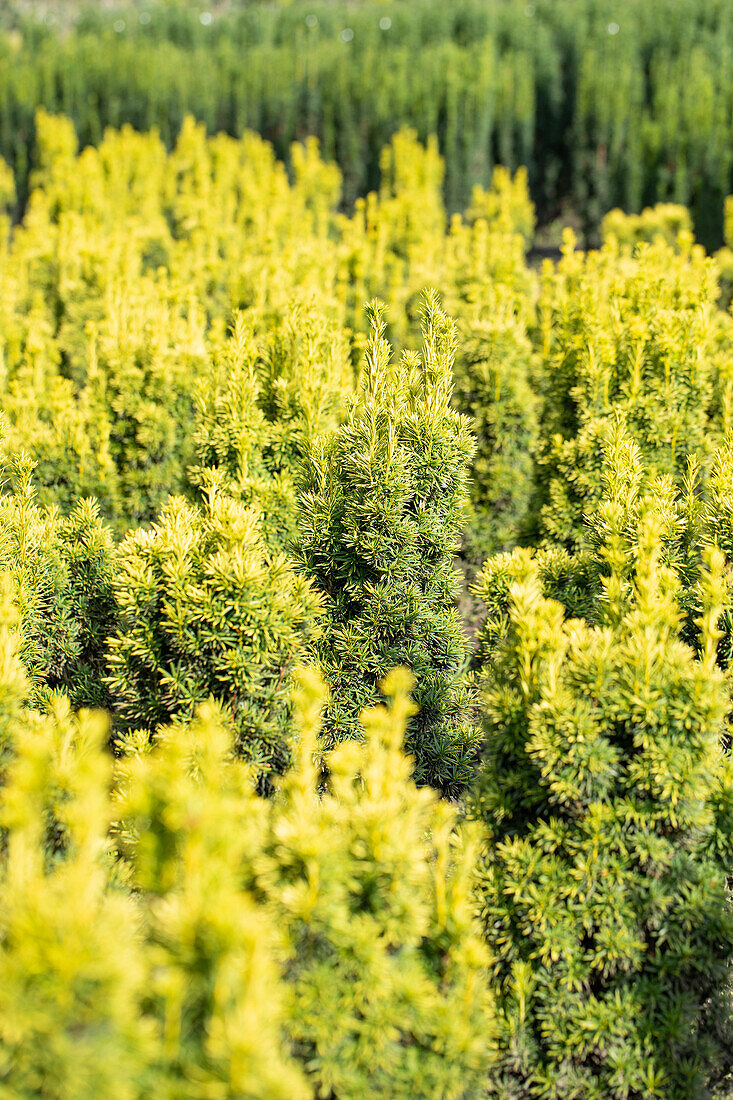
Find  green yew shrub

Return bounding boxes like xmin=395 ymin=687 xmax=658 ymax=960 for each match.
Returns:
xmin=472 ymin=422 xmax=667 ymax=664
xmin=0 ymin=445 xmax=117 ymax=710
xmin=106 ymin=483 xmax=322 ymax=781
xmin=271 ymin=668 xmax=494 ymax=1097
xmin=0 ymin=576 xmax=28 ymax=776
xmin=453 ymin=288 xmax=540 ymax=568
xmin=0 ymin=155 xmax=14 ymax=215
xmin=473 ymin=421 xmax=733 ymax=675
xmin=715 ymin=195 xmax=733 ymax=307
xmin=471 ymin=518 xmax=733 ymax=1098
xmin=297 ymin=293 xmax=480 ymax=796
xmin=375 ymin=129 xmax=445 ymax=262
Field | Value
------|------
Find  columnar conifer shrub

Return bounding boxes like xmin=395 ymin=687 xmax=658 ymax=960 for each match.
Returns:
xmin=297 ymin=294 xmax=480 ymax=796
xmin=443 ymin=182 xmax=537 ymax=319
xmin=0 ymin=113 xmax=545 ymax=557
xmin=117 ymin=705 xmax=312 ymax=1100
xmin=466 ymin=166 xmax=535 ymax=245
xmin=440 ymin=177 xmax=539 ymax=573
xmin=0 ymin=576 xmax=27 ymax=772
xmin=30 ymin=108 xmax=79 ymax=201
xmin=0 ymin=702 xmax=150 ymax=1100
xmin=272 ymin=668 xmax=494 ymax=1097
xmin=190 ymin=316 xmax=300 ymax=554
xmin=120 ymin=667 xmax=495 ymax=1100
xmin=534 ymin=230 xmax=722 ymax=550
xmin=0 ymin=578 xmax=147 ymax=1097
xmin=0 ymin=621 xmax=495 ymax=1098
xmin=336 ymin=129 xmax=447 ymax=348
xmin=377 ymin=130 xmax=446 ymax=261
xmin=0 ymin=155 xmax=14 ymax=213
xmin=0 ymin=292 xmax=119 ymax=519
xmin=8 ymin=1 xmax=733 ymax=247
xmin=0 ymin=445 xmax=117 ymax=710
xmin=471 ymin=523 xmax=733 ymax=1098
xmin=472 ymin=423 xmax=676 ymax=663
xmin=257 ymin=301 xmax=353 ymax=455
xmin=453 ymin=288 xmax=540 ymax=568
xmin=0 ymin=693 xmax=306 ymax=1099
xmin=716 ymin=194 xmax=733 ymax=306
xmin=82 ymin=279 xmax=209 ymax=530
xmin=473 ymin=422 xmax=733 ymax=673
xmin=191 ymin=306 xmax=352 ymax=554
xmin=601 ymin=203 xmax=693 ymax=251
xmin=106 ymin=484 xmax=322 ymax=780
xmin=337 ymin=142 xmax=537 ymax=352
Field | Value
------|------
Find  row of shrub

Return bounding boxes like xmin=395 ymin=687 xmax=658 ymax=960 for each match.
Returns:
xmin=3 ymin=114 xmax=733 ymax=1094
xmin=5 ymin=462 xmax=733 ymax=1097
xmin=3 ymin=0 xmax=733 ymax=245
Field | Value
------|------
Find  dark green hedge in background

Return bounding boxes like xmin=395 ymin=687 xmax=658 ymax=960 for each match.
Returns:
xmin=2 ymin=0 xmax=733 ymax=246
